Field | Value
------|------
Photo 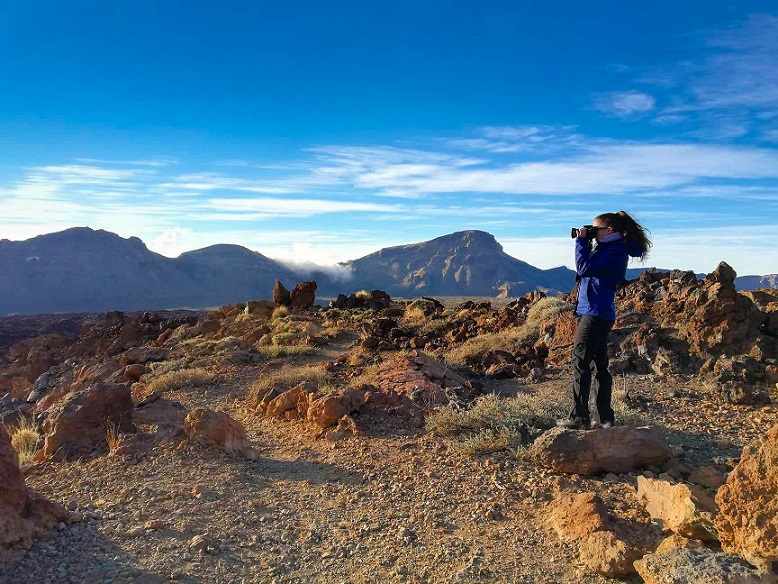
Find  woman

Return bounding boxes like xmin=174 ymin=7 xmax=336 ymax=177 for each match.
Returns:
xmin=559 ymin=211 xmax=652 ymax=429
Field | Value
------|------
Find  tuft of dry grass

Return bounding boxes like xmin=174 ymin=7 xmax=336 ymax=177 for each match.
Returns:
xmin=6 ymin=417 xmax=39 ymax=465
xmin=255 ymin=345 xmax=318 ymax=359
xmin=271 ymin=306 xmax=289 ymax=320
xmin=443 ymin=329 xmax=525 ymax=366
xmin=519 ymin=297 xmax=574 ymax=339
xmin=400 ymin=305 xmax=428 ymax=328
xmin=143 ymin=367 xmax=215 ymax=395
xmin=105 ymin=421 xmax=123 ymax=453
xmin=248 ymin=364 xmax=332 ymax=407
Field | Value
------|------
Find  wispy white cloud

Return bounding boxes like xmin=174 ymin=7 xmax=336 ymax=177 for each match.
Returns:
xmin=593 ymin=91 xmax=656 ymax=117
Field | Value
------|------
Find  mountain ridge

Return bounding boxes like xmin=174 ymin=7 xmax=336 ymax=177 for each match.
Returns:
xmin=0 ymin=227 xmax=774 ymax=315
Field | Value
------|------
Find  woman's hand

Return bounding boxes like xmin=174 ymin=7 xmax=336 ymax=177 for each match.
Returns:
xmin=576 ymin=228 xmax=588 ymax=238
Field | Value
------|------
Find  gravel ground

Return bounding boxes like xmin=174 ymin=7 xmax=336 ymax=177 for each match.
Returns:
xmin=2 ymin=351 xmax=776 ymax=583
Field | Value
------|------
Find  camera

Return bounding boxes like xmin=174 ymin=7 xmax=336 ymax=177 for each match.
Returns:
xmin=570 ymin=225 xmax=598 ymax=239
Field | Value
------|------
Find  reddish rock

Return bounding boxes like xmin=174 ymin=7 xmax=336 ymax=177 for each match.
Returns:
xmin=578 ymin=530 xmax=643 ymax=577
xmin=307 ymin=388 xmax=367 ymax=429
xmin=183 ymin=408 xmax=248 ymax=453
xmin=40 ymin=382 xmax=135 ymax=460
xmin=273 ymin=280 xmax=291 ymax=306
xmin=716 ymin=422 xmax=778 ymax=569
xmin=0 ymin=424 xmax=67 ymax=561
xmin=531 ymin=426 xmax=673 ymax=475
xmin=546 ymin=492 xmax=611 ymax=540
xmin=132 ymin=398 xmax=187 ymax=427
xmin=263 ymin=382 xmax=317 ymax=419
xmin=123 ymin=363 xmax=146 ymax=383
xmin=290 ymin=281 xmax=317 ymax=309
xmin=687 ymin=465 xmax=725 ymax=490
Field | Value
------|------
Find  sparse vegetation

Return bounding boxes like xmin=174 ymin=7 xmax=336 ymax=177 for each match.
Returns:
xmin=271 ymin=305 xmax=289 ymax=320
xmin=255 ymin=345 xmax=319 ymax=359
xmin=248 ymin=364 xmax=334 ymax=407
xmin=443 ymin=328 xmax=525 ymax=366
xmin=105 ymin=421 xmax=123 ymax=454
xmin=143 ymin=367 xmax=215 ymax=395
xmin=400 ymin=305 xmax=428 ymax=328
xmin=519 ymin=297 xmax=574 ymax=339
xmin=6 ymin=417 xmax=39 ymax=465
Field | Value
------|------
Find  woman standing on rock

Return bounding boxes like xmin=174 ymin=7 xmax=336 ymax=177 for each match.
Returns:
xmin=559 ymin=211 xmax=651 ymax=430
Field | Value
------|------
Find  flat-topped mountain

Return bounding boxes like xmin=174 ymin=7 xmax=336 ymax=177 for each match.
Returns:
xmin=344 ymin=230 xmax=574 ymax=297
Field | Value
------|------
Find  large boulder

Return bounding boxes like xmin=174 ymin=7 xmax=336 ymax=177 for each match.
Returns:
xmin=183 ymin=408 xmax=248 ymax=453
xmin=716 ymin=422 xmax=778 ymax=569
xmin=273 ymin=280 xmax=291 ymax=306
xmin=637 ymin=476 xmax=719 ymax=541
xmin=263 ymin=382 xmax=317 ymax=419
xmin=530 ymin=426 xmax=673 ymax=475
xmin=0 ymin=425 xmax=67 ymax=562
xmin=290 ymin=281 xmax=317 ymax=309
xmin=39 ymin=382 xmax=135 ymax=460
xmin=634 ymin=548 xmax=778 ymax=584
xmin=307 ymin=388 xmax=367 ymax=429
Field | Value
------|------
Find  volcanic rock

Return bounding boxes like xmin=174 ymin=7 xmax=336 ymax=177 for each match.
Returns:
xmin=273 ymin=280 xmax=291 ymax=306
xmin=578 ymin=530 xmax=643 ymax=577
xmin=263 ymin=382 xmax=317 ymax=419
xmin=290 ymin=281 xmax=317 ymax=309
xmin=307 ymin=388 xmax=367 ymax=429
xmin=39 ymin=381 xmax=135 ymax=460
xmin=182 ymin=408 xmax=248 ymax=453
xmin=634 ymin=548 xmax=778 ymax=584
xmin=637 ymin=476 xmax=719 ymax=541
xmin=716 ymin=422 xmax=778 ymax=570
xmin=530 ymin=426 xmax=673 ymax=475
xmin=0 ymin=424 xmax=67 ymax=561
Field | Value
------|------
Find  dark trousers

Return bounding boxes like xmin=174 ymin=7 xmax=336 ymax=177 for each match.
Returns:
xmin=570 ymin=315 xmax=615 ymax=423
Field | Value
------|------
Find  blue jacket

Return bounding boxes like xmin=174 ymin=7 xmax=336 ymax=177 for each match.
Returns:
xmin=575 ymin=235 xmax=643 ymax=321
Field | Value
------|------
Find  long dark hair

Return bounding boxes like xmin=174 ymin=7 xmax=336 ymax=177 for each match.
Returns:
xmin=596 ymin=210 xmax=652 ymax=260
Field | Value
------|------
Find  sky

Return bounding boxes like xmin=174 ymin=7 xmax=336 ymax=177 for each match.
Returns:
xmin=1 ymin=1 xmax=777 ymax=276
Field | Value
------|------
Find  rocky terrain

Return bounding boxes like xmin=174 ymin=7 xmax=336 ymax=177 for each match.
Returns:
xmin=0 ymin=262 xmax=777 ymax=583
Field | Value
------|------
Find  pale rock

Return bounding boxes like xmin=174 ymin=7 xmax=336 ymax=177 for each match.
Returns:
xmin=637 ymin=476 xmax=718 ymax=541
xmin=635 ymin=548 xmax=778 ymax=584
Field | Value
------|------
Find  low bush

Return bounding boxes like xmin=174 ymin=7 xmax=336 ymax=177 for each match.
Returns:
xmin=520 ymin=297 xmax=574 ymax=339
xmin=143 ymin=367 xmax=215 ymax=395
xmin=5 ymin=417 xmax=39 ymax=465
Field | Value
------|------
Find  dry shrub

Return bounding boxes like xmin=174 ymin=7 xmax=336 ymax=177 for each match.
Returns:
xmin=519 ymin=297 xmax=574 ymax=339
xmin=401 ymin=305 xmax=428 ymax=328
xmin=420 ymin=318 xmax=448 ymax=336
xmin=6 ymin=418 xmax=39 ymax=465
xmin=105 ymin=421 xmax=123 ymax=453
xmin=248 ymin=364 xmax=331 ymax=407
xmin=272 ymin=306 xmax=289 ymax=320
xmin=426 ymin=393 xmax=557 ymax=455
xmin=143 ymin=367 xmax=215 ymax=395
xmin=444 ymin=329 xmax=525 ymax=366
xmin=255 ymin=345 xmax=318 ymax=359
xmin=355 ymin=290 xmax=372 ymax=301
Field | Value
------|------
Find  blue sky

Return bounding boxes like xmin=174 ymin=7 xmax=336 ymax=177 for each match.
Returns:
xmin=1 ymin=1 xmax=777 ymax=276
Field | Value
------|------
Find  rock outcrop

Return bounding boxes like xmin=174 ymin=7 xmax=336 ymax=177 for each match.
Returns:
xmin=182 ymin=408 xmax=249 ymax=453
xmin=0 ymin=425 xmax=67 ymax=562
xmin=272 ymin=280 xmax=291 ymax=306
xmin=716 ymin=422 xmax=778 ymax=570
xmin=290 ymin=281 xmax=317 ymax=309
xmin=637 ymin=476 xmax=719 ymax=541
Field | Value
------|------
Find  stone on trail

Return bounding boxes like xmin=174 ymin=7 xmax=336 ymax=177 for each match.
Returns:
xmin=655 ymin=534 xmax=706 ymax=554
xmin=634 ymin=548 xmax=778 ymax=584
xmin=578 ymin=530 xmax=643 ymax=577
xmin=307 ymin=387 xmax=367 ymax=429
xmin=546 ymin=492 xmax=611 ymax=541
xmin=182 ymin=408 xmax=248 ymax=453
xmin=39 ymin=381 xmax=135 ymax=461
xmin=637 ymin=476 xmax=719 ymax=541
xmin=0 ymin=424 xmax=67 ymax=562
xmin=716 ymin=422 xmax=778 ymax=571
xmin=530 ymin=426 xmax=672 ymax=475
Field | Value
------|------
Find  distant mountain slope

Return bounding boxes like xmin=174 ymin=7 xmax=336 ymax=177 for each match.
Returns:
xmin=343 ymin=230 xmax=576 ymax=297
xmin=734 ymin=274 xmax=778 ymax=291
xmin=0 ymin=228 xmax=298 ymax=314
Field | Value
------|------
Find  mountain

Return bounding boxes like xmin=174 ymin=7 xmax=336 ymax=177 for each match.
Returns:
xmin=343 ymin=230 xmax=575 ymax=297
xmin=1 ymin=227 xmax=774 ymax=315
xmin=734 ymin=274 xmax=778 ymax=291
xmin=0 ymin=228 xmax=298 ymax=314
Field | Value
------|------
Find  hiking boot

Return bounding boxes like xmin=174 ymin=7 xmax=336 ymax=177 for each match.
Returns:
xmin=556 ymin=418 xmax=591 ymax=430
xmin=599 ymin=420 xmax=615 ymax=429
